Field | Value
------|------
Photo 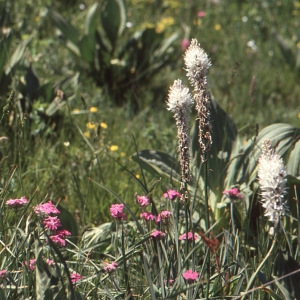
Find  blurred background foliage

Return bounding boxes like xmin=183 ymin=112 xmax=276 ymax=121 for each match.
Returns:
xmin=0 ymin=0 xmax=299 ymax=229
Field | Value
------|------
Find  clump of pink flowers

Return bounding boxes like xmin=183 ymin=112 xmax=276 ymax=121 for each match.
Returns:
xmin=43 ymin=216 xmax=62 ymax=231
xmin=163 ymin=189 xmax=182 ymax=201
xmin=110 ymin=204 xmax=126 ymax=220
xmin=222 ymin=188 xmax=244 ymax=200
xmin=34 ymin=201 xmax=60 ymax=216
xmin=0 ymin=270 xmax=7 ymax=279
xmin=6 ymin=196 xmax=28 ymax=209
xmin=155 ymin=210 xmax=172 ymax=224
xmin=103 ymin=262 xmax=118 ymax=273
xmin=150 ymin=230 xmax=166 ymax=239
xmin=70 ymin=272 xmax=82 ymax=284
xmin=179 ymin=232 xmax=198 ymax=242
xmin=24 ymin=259 xmax=36 ymax=271
xmin=136 ymin=195 xmax=151 ymax=207
xmin=182 ymin=270 xmax=199 ymax=283
xmin=140 ymin=212 xmax=156 ymax=221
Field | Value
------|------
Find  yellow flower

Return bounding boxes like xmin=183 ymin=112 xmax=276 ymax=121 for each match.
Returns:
xmin=100 ymin=122 xmax=108 ymax=129
xmin=120 ymin=152 xmax=126 ymax=157
xmin=73 ymin=108 xmax=80 ymax=113
xmin=84 ymin=131 xmax=90 ymax=138
xmin=135 ymin=174 xmax=140 ymax=179
xmin=297 ymin=42 xmax=300 ymax=48
xmin=156 ymin=17 xmax=175 ymax=33
xmin=86 ymin=122 xmax=96 ymax=129
xmin=295 ymin=2 xmax=300 ymax=8
xmin=89 ymin=107 xmax=98 ymax=113
xmin=214 ymin=24 xmax=221 ymax=31
xmin=110 ymin=145 xmax=118 ymax=151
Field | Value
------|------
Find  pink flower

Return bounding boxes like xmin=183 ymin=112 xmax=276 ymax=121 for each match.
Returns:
xmin=56 ymin=229 xmax=71 ymax=238
xmin=182 ymin=270 xmax=199 ymax=283
xmin=70 ymin=272 xmax=82 ymax=284
xmin=46 ymin=259 xmax=55 ymax=266
xmin=136 ymin=195 xmax=151 ymax=207
xmin=43 ymin=216 xmax=62 ymax=231
xmin=0 ymin=270 xmax=7 ymax=279
xmin=222 ymin=188 xmax=244 ymax=200
xmin=179 ymin=232 xmax=198 ymax=241
xmin=150 ymin=230 xmax=166 ymax=239
xmin=25 ymin=259 xmax=36 ymax=271
xmin=6 ymin=196 xmax=28 ymax=208
xmin=163 ymin=190 xmax=182 ymax=201
xmin=155 ymin=210 xmax=172 ymax=224
xmin=140 ymin=212 xmax=156 ymax=221
xmin=34 ymin=201 xmax=60 ymax=216
xmin=181 ymin=38 xmax=190 ymax=51
xmin=110 ymin=204 xmax=126 ymax=220
xmin=197 ymin=11 xmax=206 ymax=17
xmin=103 ymin=262 xmax=118 ymax=273
xmin=49 ymin=235 xmax=66 ymax=247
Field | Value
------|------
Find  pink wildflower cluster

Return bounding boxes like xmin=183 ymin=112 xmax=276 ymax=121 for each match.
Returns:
xmin=34 ymin=201 xmax=71 ymax=247
xmin=70 ymin=272 xmax=82 ymax=284
xmin=182 ymin=270 xmax=199 ymax=283
xmin=179 ymin=232 xmax=198 ymax=242
xmin=150 ymin=229 xmax=166 ymax=239
xmin=24 ymin=259 xmax=36 ymax=271
xmin=103 ymin=262 xmax=118 ymax=273
xmin=163 ymin=189 xmax=182 ymax=201
xmin=136 ymin=195 xmax=151 ymax=207
xmin=222 ymin=188 xmax=244 ymax=200
xmin=110 ymin=204 xmax=126 ymax=220
xmin=0 ymin=270 xmax=7 ymax=279
xmin=155 ymin=210 xmax=172 ymax=224
xmin=6 ymin=196 xmax=28 ymax=209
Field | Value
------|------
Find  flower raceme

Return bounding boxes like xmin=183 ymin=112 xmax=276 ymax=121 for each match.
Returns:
xmin=257 ymin=139 xmax=288 ymax=227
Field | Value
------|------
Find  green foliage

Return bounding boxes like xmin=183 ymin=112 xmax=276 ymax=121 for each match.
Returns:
xmin=47 ymin=1 xmax=179 ymax=109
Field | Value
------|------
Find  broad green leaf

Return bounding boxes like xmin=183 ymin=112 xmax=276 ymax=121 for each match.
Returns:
xmin=273 ymin=249 xmax=300 ymax=299
xmin=100 ymin=0 xmax=126 ymax=49
xmin=85 ymin=3 xmax=98 ymax=35
xmin=131 ymin=149 xmax=181 ymax=182
xmin=47 ymin=8 xmax=79 ymax=44
xmin=4 ymin=35 xmax=32 ymax=74
xmin=78 ymin=35 xmax=95 ymax=63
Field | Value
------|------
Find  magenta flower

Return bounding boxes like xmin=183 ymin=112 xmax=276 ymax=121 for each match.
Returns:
xmin=163 ymin=189 xmax=182 ymax=201
xmin=0 ymin=270 xmax=7 ymax=279
xmin=6 ymin=196 xmax=28 ymax=208
xmin=155 ymin=210 xmax=172 ymax=224
xmin=103 ymin=262 xmax=118 ymax=273
xmin=179 ymin=232 xmax=198 ymax=241
xmin=25 ymin=259 xmax=36 ymax=271
xmin=46 ymin=259 xmax=55 ymax=266
xmin=56 ymin=229 xmax=71 ymax=238
xmin=70 ymin=272 xmax=82 ymax=284
xmin=182 ymin=270 xmax=199 ymax=283
xmin=34 ymin=201 xmax=60 ymax=216
xmin=140 ymin=212 xmax=156 ymax=221
xmin=136 ymin=195 xmax=151 ymax=207
xmin=43 ymin=216 xmax=62 ymax=231
xmin=197 ymin=11 xmax=206 ymax=17
xmin=49 ymin=235 xmax=66 ymax=247
xmin=222 ymin=188 xmax=244 ymax=200
xmin=181 ymin=38 xmax=190 ymax=51
xmin=150 ymin=229 xmax=166 ymax=239
xmin=110 ymin=204 xmax=126 ymax=220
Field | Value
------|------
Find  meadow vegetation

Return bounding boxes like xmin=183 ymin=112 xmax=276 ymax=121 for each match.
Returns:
xmin=0 ymin=0 xmax=299 ymax=299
